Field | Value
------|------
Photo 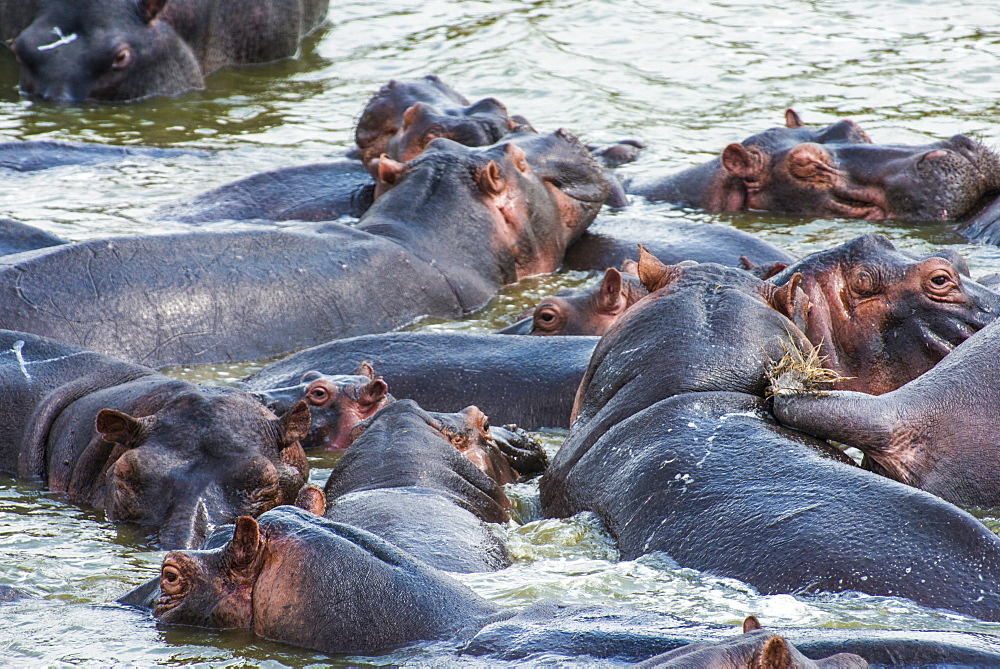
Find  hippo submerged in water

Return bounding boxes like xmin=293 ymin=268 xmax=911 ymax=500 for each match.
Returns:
xmin=626 ymin=110 xmax=1000 ymax=223
xmin=138 ymin=505 xmax=1000 ymax=663
xmin=0 ymin=130 xmax=607 ymax=367
xmin=0 ymin=330 xmax=310 ymax=549
xmin=7 ymin=0 xmax=329 ymax=102
xmin=540 ymin=254 xmax=1000 ymax=623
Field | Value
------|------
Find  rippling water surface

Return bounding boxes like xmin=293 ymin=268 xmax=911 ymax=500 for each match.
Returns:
xmin=4 ymin=0 xmax=1000 ymax=664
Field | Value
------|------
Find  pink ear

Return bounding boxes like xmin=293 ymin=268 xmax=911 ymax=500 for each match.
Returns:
xmin=637 ymin=245 xmax=681 ymax=293
xmin=360 ymin=379 xmax=388 ymax=409
xmin=721 ymin=143 xmax=765 ymax=181
xmin=599 ymin=268 xmax=624 ymax=311
xmin=278 ymin=400 xmax=311 ymax=449
xmin=95 ymin=409 xmax=148 ymax=447
xmin=356 ymin=361 xmax=376 ymax=379
xmin=139 ymin=0 xmax=169 ymax=22
xmin=401 ymin=103 xmax=425 ymax=130
xmin=785 ymin=109 xmax=804 ymax=128
xmin=377 ymin=155 xmax=407 ymax=186
xmin=224 ymin=516 xmax=262 ymax=571
xmin=477 ymin=160 xmax=504 ymax=196
xmin=294 ymin=486 xmax=326 ymax=516
xmin=743 ymin=615 xmax=763 ymax=633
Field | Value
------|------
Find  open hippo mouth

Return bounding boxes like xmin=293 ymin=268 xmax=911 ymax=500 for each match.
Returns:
xmin=889 ymin=135 xmax=1000 ymax=221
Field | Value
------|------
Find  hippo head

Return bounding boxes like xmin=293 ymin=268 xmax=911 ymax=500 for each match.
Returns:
xmin=769 ymin=234 xmax=1000 ymax=394
xmin=382 ymin=97 xmax=523 ymax=167
xmin=11 ymin=0 xmax=203 ymax=102
xmin=498 ymin=267 xmax=648 ymax=336
xmin=373 ymin=130 xmax=608 ymax=281
xmin=155 ymin=507 xmax=499 ymax=654
xmin=716 ymin=110 xmax=1000 ymax=221
xmin=429 ymin=406 xmax=519 ymax=485
xmin=253 ymin=363 xmax=392 ymax=452
xmin=84 ymin=387 xmax=310 ymax=549
xmin=354 ymin=75 xmax=471 ymax=167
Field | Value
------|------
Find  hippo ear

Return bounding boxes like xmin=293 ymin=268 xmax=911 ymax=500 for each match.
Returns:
xmin=138 ymin=0 xmax=169 ymax=22
xmin=767 ymin=272 xmax=810 ymax=331
xmin=721 ymin=143 xmax=766 ymax=182
xmin=760 ymin=636 xmax=795 ymax=667
xmin=637 ymin=244 xmax=682 ymax=293
xmin=277 ymin=400 xmax=311 ymax=450
xmin=743 ymin=615 xmax=763 ymax=633
xmin=477 ymin=160 xmax=505 ymax=197
xmin=376 ymin=155 xmax=407 ymax=186
xmin=401 ymin=103 xmax=425 ymax=130
xmin=359 ymin=379 xmax=389 ymax=410
xmin=503 ymin=143 xmax=530 ymax=173
xmin=95 ymin=409 xmax=150 ymax=448
xmin=294 ymin=486 xmax=326 ymax=516
xmin=598 ymin=268 xmax=625 ymax=312
xmin=223 ymin=516 xmax=263 ymax=572
xmin=620 ymin=258 xmax=639 ymax=277
xmin=300 ymin=370 xmax=323 ymax=384
xmin=355 ymin=361 xmax=376 ymax=379
xmin=785 ymin=109 xmax=804 ymax=128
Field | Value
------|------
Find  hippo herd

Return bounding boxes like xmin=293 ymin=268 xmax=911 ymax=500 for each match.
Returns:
xmin=6 ymin=2 xmax=1000 ymax=666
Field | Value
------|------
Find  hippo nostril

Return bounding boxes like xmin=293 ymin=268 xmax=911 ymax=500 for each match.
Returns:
xmin=923 ymin=150 xmax=950 ymax=161
xmin=949 ymin=135 xmax=977 ymax=152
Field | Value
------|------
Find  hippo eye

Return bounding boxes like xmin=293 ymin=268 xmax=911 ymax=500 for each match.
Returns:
xmin=849 ymin=267 xmax=882 ymax=298
xmin=111 ymin=46 xmax=133 ymax=70
xmin=534 ymin=306 xmax=562 ymax=331
xmin=925 ymin=268 xmax=959 ymax=297
xmin=482 ymin=419 xmax=490 ymax=434
xmin=306 ymin=387 xmax=329 ymax=404
xmin=160 ymin=564 xmax=185 ymax=595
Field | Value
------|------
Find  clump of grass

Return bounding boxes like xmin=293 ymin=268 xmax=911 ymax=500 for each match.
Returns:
xmin=766 ymin=339 xmax=848 ymax=397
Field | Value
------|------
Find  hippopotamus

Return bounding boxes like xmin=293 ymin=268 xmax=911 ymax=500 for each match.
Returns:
xmin=8 ymin=0 xmax=329 ymax=102
xmin=497 ymin=267 xmax=649 ymax=336
xmin=242 ymin=332 xmax=599 ymax=430
xmin=141 ymin=506 xmax=1000 ymax=662
xmin=773 ymin=317 xmax=1000 ymax=509
xmin=637 ymin=617 xmax=867 ymax=668
xmin=250 ymin=363 xmax=391 ymax=451
xmin=768 ymin=233 xmax=1000 ymax=394
xmin=0 ymin=218 xmax=64 ymax=256
xmin=541 ymin=259 xmax=1000 ymax=622
xmin=0 ymin=130 xmax=607 ymax=367
xmin=626 ymin=110 xmax=1000 ymax=222
xmin=0 ymin=330 xmax=310 ymax=549
xmin=0 ymin=140 xmax=195 ymax=172
xmin=562 ymin=216 xmax=797 ymax=273
xmin=0 ymin=0 xmax=37 ymax=42
xmin=305 ymin=400 xmax=514 ymax=572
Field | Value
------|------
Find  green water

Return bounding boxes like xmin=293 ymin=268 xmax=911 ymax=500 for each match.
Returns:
xmin=4 ymin=0 xmax=1000 ymax=664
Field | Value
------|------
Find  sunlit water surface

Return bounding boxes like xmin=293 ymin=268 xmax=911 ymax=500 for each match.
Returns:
xmin=4 ymin=0 xmax=1000 ymax=664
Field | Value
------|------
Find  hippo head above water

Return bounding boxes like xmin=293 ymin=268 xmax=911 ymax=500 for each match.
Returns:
xmin=252 ymin=363 xmax=392 ymax=452
xmin=86 ymin=388 xmax=311 ymax=549
xmin=497 ymin=267 xmax=649 ymax=336
xmin=629 ymin=110 xmax=1000 ymax=222
xmin=768 ymin=234 xmax=1000 ymax=394
xmin=370 ymin=130 xmax=608 ymax=284
xmin=11 ymin=0 xmax=204 ymax=102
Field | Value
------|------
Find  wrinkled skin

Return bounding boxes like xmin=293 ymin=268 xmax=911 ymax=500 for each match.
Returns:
xmin=138 ymin=509 xmax=1000 ymax=661
xmin=0 ymin=330 xmax=310 ymax=549
xmin=0 ymin=131 xmax=605 ymax=368
xmin=302 ymin=400 xmax=515 ymax=572
xmin=639 ymin=617 xmax=867 ymax=668
xmin=773 ymin=318 xmax=1000 ymax=508
xmin=626 ymin=110 xmax=1000 ymax=222
xmin=154 ymin=508 xmax=501 ymax=653
xmin=9 ymin=0 xmax=329 ymax=102
xmin=498 ymin=267 xmax=649 ymax=336
xmin=242 ymin=332 xmax=599 ymax=430
xmin=251 ymin=363 xmax=391 ymax=451
xmin=562 ymin=216 xmax=796 ymax=273
xmin=768 ymin=233 xmax=1000 ymax=394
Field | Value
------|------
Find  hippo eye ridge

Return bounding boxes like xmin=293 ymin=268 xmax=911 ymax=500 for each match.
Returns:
xmin=111 ymin=46 xmax=133 ymax=70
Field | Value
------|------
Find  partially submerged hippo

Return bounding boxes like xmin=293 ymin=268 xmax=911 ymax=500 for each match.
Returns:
xmin=0 ymin=218 xmax=64 ymax=256
xmin=638 ymin=617 xmax=867 ymax=668
xmin=0 ymin=130 xmax=607 ymax=367
xmin=768 ymin=233 xmax=1000 ymax=394
xmin=541 ymin=259 xmax=1000 ymax=622
xmin=563 ymin=216 xmax=796 ymax=273
xmin=310 ymin=400 xmax=515 ymax=572
xmin=498 ymin=267 xmax=649 ymax=336
xmin=143 ymin=506 xmax=1000 ymax=662
xmin=0 ymin=330 xmax=310 ymax=549
xmin=242 ymin=332 xmax=599 ymax=430
xmin=626 ymin=110 xmax=1000 ymax=222
xmin=8 ymin=0 xmax=329 ymax=102
xmin=251 ymin=363 xmax=391 ymax=451
xmin=773 ymin=317 xmax=1000 ymax=508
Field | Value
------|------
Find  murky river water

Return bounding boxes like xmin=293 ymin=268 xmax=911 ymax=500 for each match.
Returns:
xmin=4 ymin=0 xmax=1000 ymax=664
